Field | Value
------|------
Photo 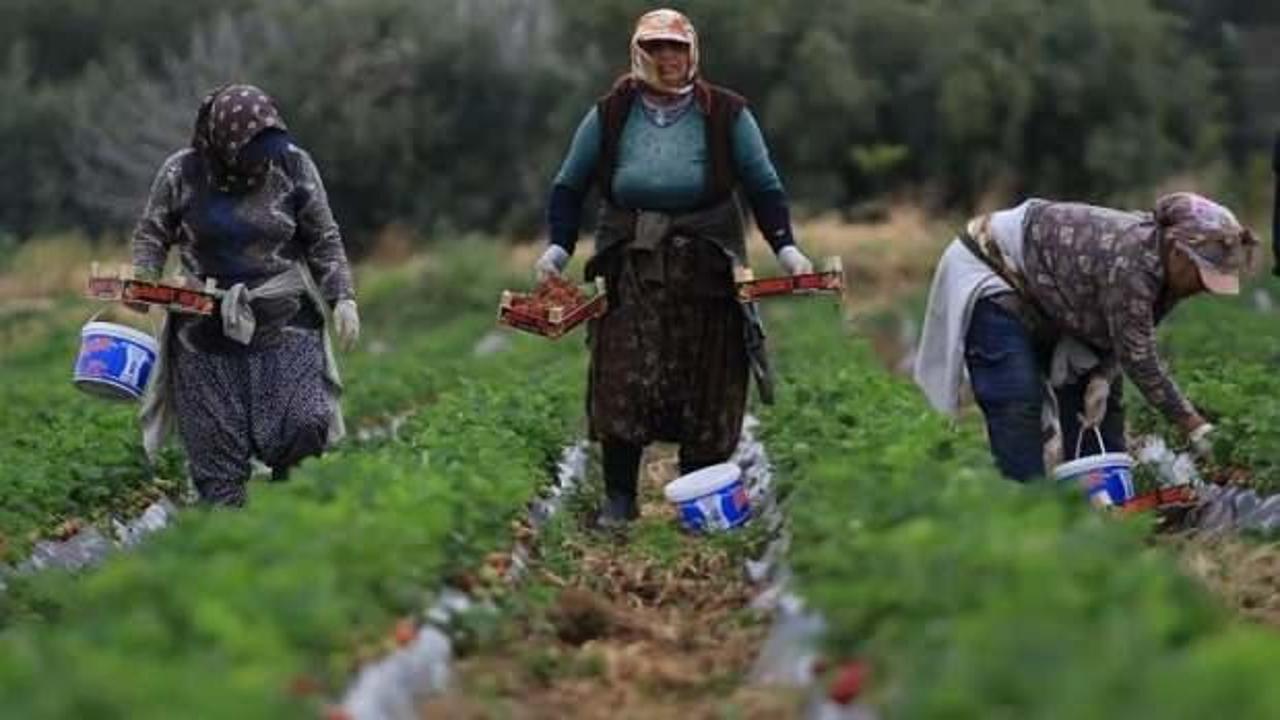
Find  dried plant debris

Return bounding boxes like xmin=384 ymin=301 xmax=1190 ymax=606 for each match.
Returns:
xmin=426 ymin=445 xmax=792 ymax=719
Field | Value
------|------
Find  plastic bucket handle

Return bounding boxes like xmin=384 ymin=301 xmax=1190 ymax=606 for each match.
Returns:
xmin=1075 ymin=425 xmax=1110 ymax=459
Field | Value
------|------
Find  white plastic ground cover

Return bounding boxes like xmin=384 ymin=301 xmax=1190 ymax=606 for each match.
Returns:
xmin=0 ymin=402 xmax=420 ymax=595
xmin=0 ymin=498 xmax=179 ymax=594
xmin=339 ymin=441 xmax=590 ymax=720
xmin=1191 ymin=485 xmax=1280 ymax=534
xmin=733 ymin=417 xmax=878 ymax=720
xmin=1134 ymin=435 xmax=1280 ymax=535
xmin=342 ymin=417 xmax=805 ymax=719
xmin=354 ymin=411 xmax=415 ymax=444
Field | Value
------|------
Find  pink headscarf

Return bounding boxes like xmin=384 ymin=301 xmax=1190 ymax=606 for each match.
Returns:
xmin=630 ymin=9 xmax=699 ymax=95
xmin=1155 ymin=192 xmax=1255 ymax=295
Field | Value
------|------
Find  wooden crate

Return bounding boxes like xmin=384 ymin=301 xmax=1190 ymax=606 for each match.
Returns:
xmin=734 ymin=256 xmax=844 ymax=302
xmin=496 ymin=278 xmax=608 ymax=340
xmin=86 ymin=263 xmax=220 ymax=316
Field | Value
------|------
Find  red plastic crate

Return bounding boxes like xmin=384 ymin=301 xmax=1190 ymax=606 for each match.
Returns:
xmin=1119 ymin=485 xmax=1198 ymax=516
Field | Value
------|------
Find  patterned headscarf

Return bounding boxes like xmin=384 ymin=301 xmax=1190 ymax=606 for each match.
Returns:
xmin=631 ymin=9 xmax=699 ymax=95
xmin=191 ymin=84 xmax=288 ymax=193
xmin=1155 ymin=192 xmax=1255 ymax=295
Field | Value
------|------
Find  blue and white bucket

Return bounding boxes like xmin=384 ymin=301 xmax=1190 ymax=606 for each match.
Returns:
xmin=73 ymin=321 xmax=159 ymax=401
xmin=663 ymin=462 xmax=752 ymax=533
xmin=1052 ymin=429 xmax=1135 ymax=508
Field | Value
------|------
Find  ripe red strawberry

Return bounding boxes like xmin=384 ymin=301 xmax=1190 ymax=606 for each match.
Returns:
xmin=829 ymin=661 xmax=869 ymax=705
xmin=287 ymin=675 xmax=321 ymax=697
xmin=393 ymin=618 xmax=418 ymax=647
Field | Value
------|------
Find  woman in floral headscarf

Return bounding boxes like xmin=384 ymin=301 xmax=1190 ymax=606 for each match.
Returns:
xmin=534 ymin=9 xmax=814 ymax=526
xmin=915 ymin=193 xmax=1255 ymax=482
xmin=131 ymin=84 xmax=359 ymax=507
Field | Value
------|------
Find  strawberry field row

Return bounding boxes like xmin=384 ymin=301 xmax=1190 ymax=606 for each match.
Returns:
xmin=761 ymin=305 xmax=1280 ymax=717
xmin=0 ymin=244 xmax=587 ymax=717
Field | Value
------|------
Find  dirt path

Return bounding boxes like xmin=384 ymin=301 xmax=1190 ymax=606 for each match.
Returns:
xmin=422 ymin=446 xmax=800 ymax=719
xmin=1164 ymin=534 xmax=1280 ymax=630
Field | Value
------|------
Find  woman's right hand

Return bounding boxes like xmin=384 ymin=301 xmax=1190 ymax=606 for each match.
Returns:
xmin=534 ymin=245 xmax=571 ymax=281
xmin=1182 ymin=415 xmax=1215 ymax=458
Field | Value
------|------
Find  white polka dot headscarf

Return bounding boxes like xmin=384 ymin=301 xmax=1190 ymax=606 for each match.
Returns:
xmin=191 ymin=83 xmax=288 ymax=192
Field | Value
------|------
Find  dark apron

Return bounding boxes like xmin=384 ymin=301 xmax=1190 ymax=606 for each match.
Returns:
xmin=583 ymin=196 xmax=766 ymax=460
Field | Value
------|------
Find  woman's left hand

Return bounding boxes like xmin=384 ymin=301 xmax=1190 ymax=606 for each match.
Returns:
xmin=334 ymin=299 xmax=360 ymax=351
xmin=777 ymin=246 xmax=814 ymax=276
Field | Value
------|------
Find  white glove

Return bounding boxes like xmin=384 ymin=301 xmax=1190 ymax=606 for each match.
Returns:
xmin=1081 ymin=375 xmax=1112 ymax=429
xmin=333 ymin=299 xmax=360 ymax=351
xmin=777 ymin=245 xmax=814 ymax=276
xmin=534 ymin=245 xmax=571 ymax=281
xmin=1189 ymin=422 xmax=1215 ymax=458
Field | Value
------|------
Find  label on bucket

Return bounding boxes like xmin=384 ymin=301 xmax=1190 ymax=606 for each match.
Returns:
xmin=74 ymin=332 xmax=157 ymax=399
xmin=677 ymin=480 xmax=751 ymax=532
xmin=1079 ymin=466 xmax=1135 ymax=508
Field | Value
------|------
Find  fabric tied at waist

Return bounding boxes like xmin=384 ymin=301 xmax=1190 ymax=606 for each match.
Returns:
xmin=591 ymin=195 xmax=748 ymax=286
xmin=589 ymin=195 xmax=775 ymax=405
xmin=219 ymin=266 xmax=312 ymax=345
xmin=140 ymin=262 xmax=345 ymax=460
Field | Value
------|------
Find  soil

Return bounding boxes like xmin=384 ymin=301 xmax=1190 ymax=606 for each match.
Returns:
xmin=421 ymin=446 xmax=800 ymax=719
xmin=1167 ymin=533 xmax=1280 ymax=629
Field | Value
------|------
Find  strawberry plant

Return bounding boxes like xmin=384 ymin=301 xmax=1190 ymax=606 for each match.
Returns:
xmin=761 ymin=305 xmax=1280 ymax=717
xmin=0 ymin=299 xmax=585 ymax=716
xmin=1132 ymin=283 xmax=1280 ymax=492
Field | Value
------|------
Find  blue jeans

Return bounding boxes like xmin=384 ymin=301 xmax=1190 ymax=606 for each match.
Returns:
xmin=965 ymin=298 xmax=1125 ymax=482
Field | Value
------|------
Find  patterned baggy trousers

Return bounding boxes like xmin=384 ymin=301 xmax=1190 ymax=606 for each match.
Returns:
xmin=171 ymin=328 xmax=331 ymax=507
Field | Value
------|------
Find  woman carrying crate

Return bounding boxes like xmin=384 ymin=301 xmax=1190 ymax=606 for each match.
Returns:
xmin=130 ymin=84 xmax=360 ymax=507
xmin=533 ymin=9 xmax=814 ymax=526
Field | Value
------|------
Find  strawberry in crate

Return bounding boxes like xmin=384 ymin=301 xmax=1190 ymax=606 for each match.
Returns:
xmin=497 ymin=276 xmax=607 ymax=339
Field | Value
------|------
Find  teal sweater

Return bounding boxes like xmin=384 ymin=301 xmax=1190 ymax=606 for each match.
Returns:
xmin=554 ymin=103 xmax=784 ymax=210
xmin=547 ymin=101 xmax=795 ymax=253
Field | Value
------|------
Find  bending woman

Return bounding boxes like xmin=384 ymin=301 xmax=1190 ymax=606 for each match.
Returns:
xmin=534 ymin=9 xmax=814 ymax=525
xmin=131 ymin=84 xmax=360 ymax=507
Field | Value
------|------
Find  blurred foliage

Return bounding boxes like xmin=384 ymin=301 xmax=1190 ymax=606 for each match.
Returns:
xmin=0 ymin=0 xmax=1264 ymax=247
xmin=761 ymin=301 xmax=1280 ymax=717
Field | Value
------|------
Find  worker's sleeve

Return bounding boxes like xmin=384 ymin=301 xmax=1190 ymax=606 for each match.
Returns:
xmin=547 ymin=108 xmax=602 ymax=255
xmin=132 ymin=152 xmax=186 ymax=276
xmin=732 ymin=109 xmax=795 ymax=252
xmin=292 ymin=147 xmax=356 ymax=304
xmin=1103 ymin=265 xmax=1197 ymax=425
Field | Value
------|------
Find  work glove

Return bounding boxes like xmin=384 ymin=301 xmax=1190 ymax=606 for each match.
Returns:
xmin=1188 ymin=422 xmax=1216 ymax=459
xmin=333 ymin=299 xmax=360 ymax=351
xmin=777 ymin=245 xmax=814 ymax=276
xmin=1080 ymin=374 xmax=1112 ymax=429
xmin=534 ymin=245 xmax=571 ymax=282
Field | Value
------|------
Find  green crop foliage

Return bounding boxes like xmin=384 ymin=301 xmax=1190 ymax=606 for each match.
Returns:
xmin=1132 ymin=283 xmax=1280 ymax=492
xmin=0 ymin=311 xmax=183 ymax=564
xmin=0 ymin=285 xmax=585 ymax=717
xmin=761 ymin=305 xmax=1280 ymax=718
xmin=0 ymin=242 xmax=539 ymax=564
xmin=0 ymin=240 xmax=593 ymax=716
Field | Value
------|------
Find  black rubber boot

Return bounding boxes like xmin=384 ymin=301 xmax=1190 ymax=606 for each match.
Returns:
xmin=597 ymin=441 xmax=643 ymax=528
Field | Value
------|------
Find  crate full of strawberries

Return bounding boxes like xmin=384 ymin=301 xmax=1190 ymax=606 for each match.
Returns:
xmin=497 ymin=276 xmax=607 ymax=340
xmin=734 ymin=256 xmax=845 ymax=302
xmin=86 ymin=263 xmax=221 ymax=316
